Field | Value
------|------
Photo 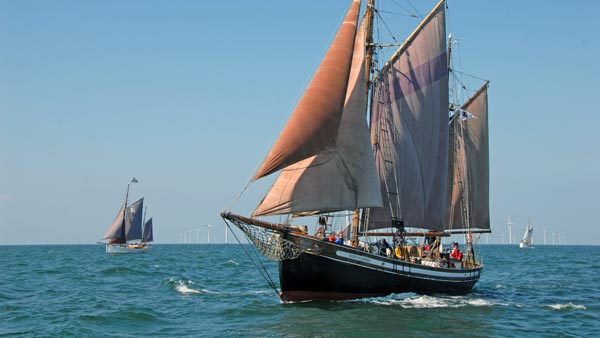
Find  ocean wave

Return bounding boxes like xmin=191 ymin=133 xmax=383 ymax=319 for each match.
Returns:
xmin=162 ymin=278 xmax=209 ymax=295
xmin=100 ymin=266 xmax=133 ymax=275
xmin=176 ymin=284 xmax=203 ymax=294
xmin=547 ymin=302 xmax=587 ymax=311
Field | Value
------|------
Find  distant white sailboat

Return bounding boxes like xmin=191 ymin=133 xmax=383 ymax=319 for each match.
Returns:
xmin=519 ymin=217 xmax=534 ymax=249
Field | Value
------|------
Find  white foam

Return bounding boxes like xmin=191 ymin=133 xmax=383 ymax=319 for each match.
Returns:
xmin=369 ymin=294 xmax=495 ymax=309
xmin=165 ymin=278 xmax=204 ymax=295
xmin=547 ymin=303 xmax=587 ymax=311
xmin=175 ymin=283 xmax=202 ymax=294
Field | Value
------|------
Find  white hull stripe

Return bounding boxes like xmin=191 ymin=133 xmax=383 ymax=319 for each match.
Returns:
xmin=335 ymin=250 xmax=480 ymax=280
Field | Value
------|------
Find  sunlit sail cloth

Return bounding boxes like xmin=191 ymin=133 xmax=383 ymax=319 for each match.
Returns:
xmin=367 ymin=1 xmax=449 ymax=231
xmin=253 ymin=0 xmax=362 ymax=180
xmin=446 ymin=82 xmax=490 ymax=231
xmin=125 ymin=198 xmax=144 ymax=240
xmin=253 ymin=17 xmax=382 ymax=216
xmin=142 ymin=218 xmax=154 ymax=243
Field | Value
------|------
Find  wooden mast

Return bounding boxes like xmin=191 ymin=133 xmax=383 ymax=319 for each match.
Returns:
xmin=351 ymin=0 xmax=376 ymax=248
xmin=120 ymin=181 xmax=132 ymax=243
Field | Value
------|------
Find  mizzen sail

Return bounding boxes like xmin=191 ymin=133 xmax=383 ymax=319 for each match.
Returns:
xmin=142 ymin=217 xmax=154 ymax=243
xmin=446 ymin=82 xmax=490 ymax=231
xmin=367 ymin=0 xmax=449 ymax=231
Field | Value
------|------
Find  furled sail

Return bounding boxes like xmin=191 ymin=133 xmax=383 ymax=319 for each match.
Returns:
xmin=367 ymin=0 xmax=449 ymax=231
xmin=253 ymin=16 xmax=382 ymax=216
xmin=253 ymin=0 xmax=361 ymax=180
xmin=102 ymin=203 xmax=126 ymax=242
xmin=445 ymin=82 xmax=490 ymax=231
xmin=142 ymin=217 xmax=154 ymax=243
xmin=125 ymin=198 xmax=144 ymax=240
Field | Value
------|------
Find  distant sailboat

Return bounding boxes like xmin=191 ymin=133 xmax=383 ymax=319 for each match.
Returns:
xmin=519 ymin=217 xmax=534 ymax=249
xmin=101 ymin=178 xmax=154 ymax=253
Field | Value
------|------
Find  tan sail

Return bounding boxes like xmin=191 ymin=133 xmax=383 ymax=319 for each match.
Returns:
xmin=254 ymin=17 xmax=382 ymax=216
xmin=367 ymin=0 xmax=449 ymax=231
xmin=253 ymin=0 xmax=361 ymax=180
xmin=446 ymin=82 xmax=490 ymax=231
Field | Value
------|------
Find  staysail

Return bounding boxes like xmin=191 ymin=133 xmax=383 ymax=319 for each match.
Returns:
xmin=253 ymin=16 xmax=382 ymax=216
xmin=102 ymin=203 xmax=126 ymax=242
xmin=446 ymin=82 xmax=490 ymax=231
xmin=367 ymin=0 xmax=449 ymax=231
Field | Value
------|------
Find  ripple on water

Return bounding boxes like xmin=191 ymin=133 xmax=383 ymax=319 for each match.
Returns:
xmin=100 ymin=266 xmax=134 ymax=275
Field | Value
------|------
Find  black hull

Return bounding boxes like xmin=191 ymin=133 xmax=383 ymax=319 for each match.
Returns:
xmin=279 ymin=235 xmax=482 ymax=302
xmin=220 ymin=212 xmax=482 ymax=302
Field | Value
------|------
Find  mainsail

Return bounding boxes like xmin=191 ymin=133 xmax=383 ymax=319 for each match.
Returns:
xmin=367 ymin=1 xmax=449 ymax=231
xmin=521 ymin=218 xmax=533 ymax=245
xmin=446 ymin=82 xmax=490 ymax=231
xmin=125 ymin=198 xmax=144 ymax=240
xmin=253 ymin=16 xmax=382 ymax=216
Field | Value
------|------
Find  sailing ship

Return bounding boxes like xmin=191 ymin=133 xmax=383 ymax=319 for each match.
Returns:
xmin=222 ymin=0 xmax=491 ymax=301
xmin=101 ymin=178 xmax=154 ymax=253
xmin=519 ymin=217 xmax=534 ymax=249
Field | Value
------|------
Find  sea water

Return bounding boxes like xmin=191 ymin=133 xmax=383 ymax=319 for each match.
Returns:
xmin=1 ymin=244 xmax=598 ymax=337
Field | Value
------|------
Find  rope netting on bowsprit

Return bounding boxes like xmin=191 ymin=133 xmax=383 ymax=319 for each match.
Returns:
xmin=230 ymin=219 xmax=302 ymax=261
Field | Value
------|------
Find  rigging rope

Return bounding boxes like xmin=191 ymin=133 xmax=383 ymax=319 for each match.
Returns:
xmin=226 ymin=178 xmax=253 ymax=212
xmin=223 ymin=219 xmax=280 ymax=296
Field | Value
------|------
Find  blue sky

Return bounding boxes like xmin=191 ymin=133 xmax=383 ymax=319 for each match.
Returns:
xmin=1 ymin=0 xmax=599 ymax=245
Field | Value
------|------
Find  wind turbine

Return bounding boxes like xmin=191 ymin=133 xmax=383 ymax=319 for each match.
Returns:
xmin=206 ymin=223 xmax=211 ymax=244
xmin=224 ymin=224 xmax=229 ymax=244
xmin=507 ymin=217 xmax=514 ymax=245
xmin=543 ymin=228 xmax=547 ymax=245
